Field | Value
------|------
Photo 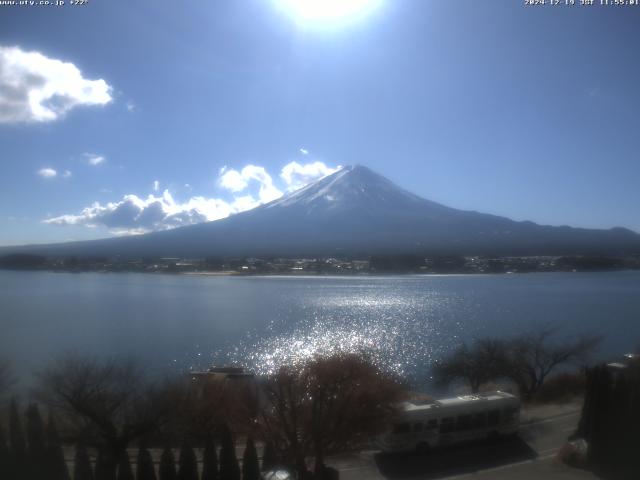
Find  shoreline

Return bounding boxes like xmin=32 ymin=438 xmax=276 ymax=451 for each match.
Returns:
xmin=2 ymin=267 xmax=640 ymax=277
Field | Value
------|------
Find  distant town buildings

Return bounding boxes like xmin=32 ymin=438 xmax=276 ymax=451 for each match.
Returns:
xmin=1 ymin=252 xmax=639 ymax=275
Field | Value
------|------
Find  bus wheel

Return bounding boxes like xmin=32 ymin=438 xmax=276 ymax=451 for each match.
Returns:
xmin=415 ymin=442 xmax=430 ymax=454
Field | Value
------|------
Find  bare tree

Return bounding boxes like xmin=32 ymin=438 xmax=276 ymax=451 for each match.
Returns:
xmin=36 ymin=353 xmax=173 ymax=480
xmin=260 ymin=354 xmax=406 ymax=477
xmin=164 ymin=373 xmax=258 ymax=443
xmin=259 ymin=365 xmax=307 ymax=476
xmin=432 ymin=330 xmax=600 ymax=401
xmin=505 ymin=328 xmax=601 ymax=401
xmin=432 ymin=338 xmax=508 ymax=393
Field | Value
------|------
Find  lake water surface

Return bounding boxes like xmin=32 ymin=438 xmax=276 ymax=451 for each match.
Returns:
xmin=1 ymin=270 xmax=639 ymax=389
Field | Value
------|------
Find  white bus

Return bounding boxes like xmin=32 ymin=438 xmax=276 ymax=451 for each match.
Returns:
xmin=378 ymin=391 xmax=520 ymax=453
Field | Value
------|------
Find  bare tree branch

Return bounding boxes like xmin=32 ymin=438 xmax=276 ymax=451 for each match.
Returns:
xmin=34 ymin=353 xmax=173 ymax=478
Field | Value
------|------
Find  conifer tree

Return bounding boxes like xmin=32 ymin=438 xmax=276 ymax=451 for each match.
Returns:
xmin=136 ymin=444 xmax=157 ymax=480
xmin=0 ymin=420 xmax=9 ymax=480
xmin=46 ymin=412 xmax=70 ymax=480
xmin=201 ymin=436 xmax=218 ymax=480
xmin=261 ymin=442 xmax=277 ymax=472
xmin=9 ymin=398 xmax=26 ymax=456
xmin=242 ymin=438 xmax=260 ymax=480
xmin=95 ymin=448 xmax=118 ymax=480
xmin=26 ymin=403 xmax=47 ymax=479
xmin=116 ymin=450 xmax=135 ymax=480
xmin=159 ymin=447 xmax=177 ymax=480
xmin=178 ymin=440 xmax=198 ymax=480
xmin=9 ymin=398 xmax=26 ymax=480
xmin=219 ymin=425 xmax=240 ymax=480
xmin=73 ymin=444 xmax=94 ymax=480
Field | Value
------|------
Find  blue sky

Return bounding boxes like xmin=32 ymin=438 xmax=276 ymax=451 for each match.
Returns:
xmin=1 ymin=0 xmax=639 ymax=246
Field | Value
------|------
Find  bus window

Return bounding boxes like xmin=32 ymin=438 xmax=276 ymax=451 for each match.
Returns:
xmin=473 ymin=412 xmax=486 ymax=429
xmin=413 ymin=422 xmax=423 ymax=433
xmin=456 ymin=414 xmax=472 ymax=431
xmin=426 ymin=419 xmax=438 ymax=430
xmin=487 ymin=409 xmax=500 ymax=427
xmin=393 ymin=423 xmax=410 ymax=434
xmin=440 ymin=417 xmax=454 ymax=434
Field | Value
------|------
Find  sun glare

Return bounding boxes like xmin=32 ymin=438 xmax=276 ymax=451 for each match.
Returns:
xmin=275 ymin=0 xmax=382 ymax=24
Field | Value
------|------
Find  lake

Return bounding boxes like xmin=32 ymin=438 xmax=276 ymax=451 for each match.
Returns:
xmin=1 ymin=270 xmax=639 ymax=390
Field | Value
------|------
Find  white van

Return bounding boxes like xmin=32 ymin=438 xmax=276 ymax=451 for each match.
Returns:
xmin=378 ymin=391 xmax=520 ymax=453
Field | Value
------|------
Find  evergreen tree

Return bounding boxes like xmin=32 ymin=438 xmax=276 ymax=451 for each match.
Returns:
xmin=46 ymin=412 xmax=70 ymax=480
xmin=178 ymin=440 xmax=198 ymax=480
xmin=581 ymin=363 xmax=640 ymax=478
xmin=116 ymin=450 xmax=135 ymax=480
xmin=219 ymin=425 xmax=240 ymax=480
xmin=9 ymin=398 xmax=26 ymax=480
xmin=26 ymin=403 xmax=47 ymax=479
xmin=608 ymin=367 xmax=640 ymax=478
xmin=0 ymin=420 xmax=9 ymax=480
xmin=136 ymin=444 xmax=157 ymax=480
xmin=261 ymin=442 xmax=277 ymax=472
xmin=588 ymin=366 xmax=613 ymax=466
xmin=201 ymin=437 xmax=218 ymax=480
xmin=95 ymin=448 xmax=118 ymax=480
xmin=73 ymin=444 xmax=94 ymax=480
xmin=9 ymin=398 xmax=26 ymax=456
xmin=576 ymin=366 xmax=595 ymax=439
xmin=242 ymin=438 xmax=260 ymax=480
xmin=159 ymin=447 xmax=177 ymax=480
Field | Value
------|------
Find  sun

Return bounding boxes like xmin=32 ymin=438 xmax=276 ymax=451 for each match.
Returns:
xmin=275 ymin=0 xmax=382 ymax=24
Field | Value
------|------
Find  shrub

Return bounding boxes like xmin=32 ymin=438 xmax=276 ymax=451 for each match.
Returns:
xmin=534 ymin=372 xmax=585 ymax=404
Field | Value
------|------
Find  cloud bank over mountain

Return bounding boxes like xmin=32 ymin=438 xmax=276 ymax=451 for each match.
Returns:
xmin=44 ymin=161 xmax=339 ymax=234
xmin=0 ymin=46 xmax=112 ymax=123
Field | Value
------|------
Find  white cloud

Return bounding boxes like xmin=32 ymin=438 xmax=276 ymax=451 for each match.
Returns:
xmin=85 ymin=153 xmax=105 ymax=166
xmin=46 ymin=160 xmax=339 ymax=235
xmin=153 ymin=180 xmax=160 ymax=192
xmin=62 ymin=170 xmax=72 ymax=178
xmin=125 ymin=101 xmax=136 ymax=112
xmin=0 ymin=46 xmax=113 ymax=124
xmin=219 ymin=164 xmax=283 ymax=203
xmin=280 ymin=161 xmax=339 ymax=191
xmin=299 ymin=148 xmax=309 ymax=155
xmin=44 ymin=190 xmax=242 ymax=235
xmin=37 ymin=168 xmax=57 ymax=178
xmin=219 ymin=167 xmax=247 ymax=192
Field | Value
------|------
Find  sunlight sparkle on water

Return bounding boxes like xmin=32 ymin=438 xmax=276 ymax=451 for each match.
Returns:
xmin=221 ymin=289 xmax=458 ymax=382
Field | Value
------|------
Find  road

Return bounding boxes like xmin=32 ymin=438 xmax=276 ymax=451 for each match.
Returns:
xmin=327 ymin=409 xmax=600 ymax=480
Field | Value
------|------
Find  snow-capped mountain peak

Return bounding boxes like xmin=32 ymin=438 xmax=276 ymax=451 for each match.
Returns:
xmin=263 ymin=164 xmax=427 ymax=213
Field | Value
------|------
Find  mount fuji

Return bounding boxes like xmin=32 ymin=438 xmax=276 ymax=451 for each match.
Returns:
xmin=3 ymin=165 xmax=640 ymax=258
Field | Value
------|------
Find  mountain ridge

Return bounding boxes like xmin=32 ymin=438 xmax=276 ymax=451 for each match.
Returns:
xmin=2 ymin=165 xmax=639 ymax=258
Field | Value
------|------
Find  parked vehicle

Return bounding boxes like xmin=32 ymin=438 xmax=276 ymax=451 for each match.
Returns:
xmin=378 ymin=391 xmax=520 ymax=453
